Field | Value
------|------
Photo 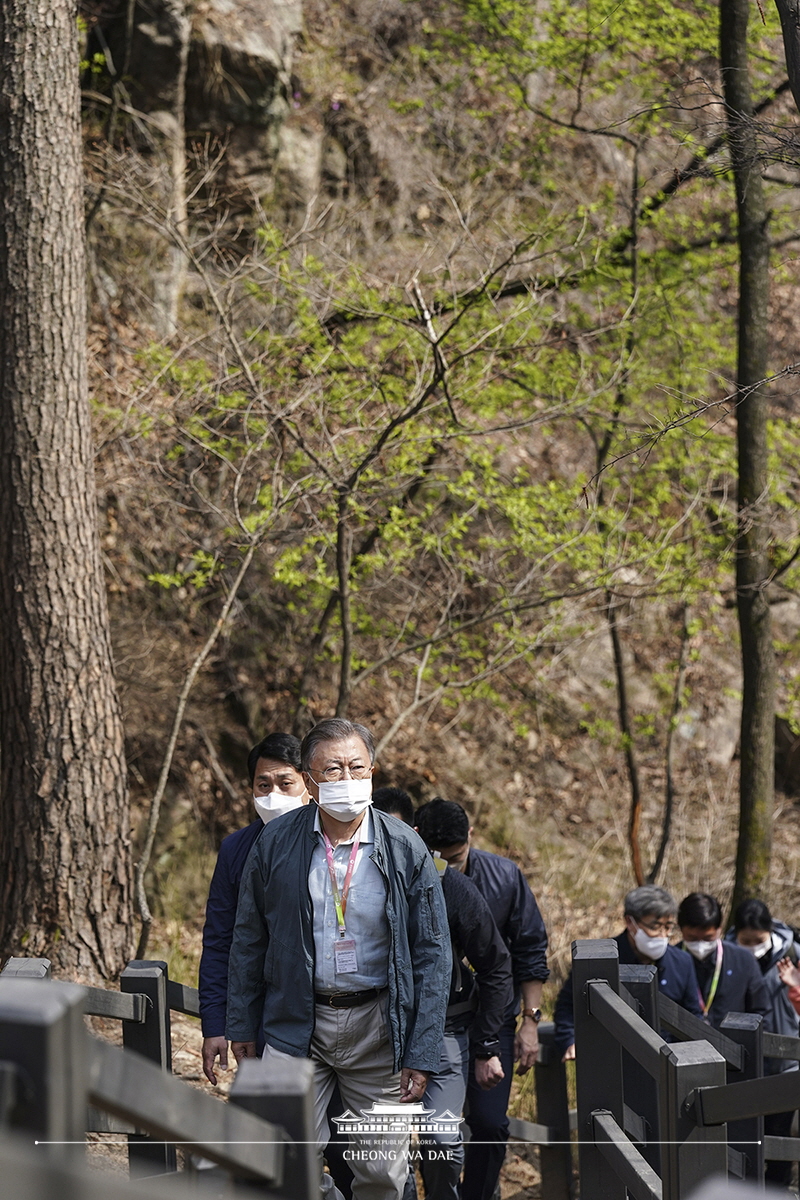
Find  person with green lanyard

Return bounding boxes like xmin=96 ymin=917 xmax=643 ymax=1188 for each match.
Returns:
xmin=677 ymin=892 xmax=769 ymax=1028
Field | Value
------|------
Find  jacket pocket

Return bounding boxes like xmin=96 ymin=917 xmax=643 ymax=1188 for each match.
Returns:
xmin=424 ymin=885 xmax=441 ymax=937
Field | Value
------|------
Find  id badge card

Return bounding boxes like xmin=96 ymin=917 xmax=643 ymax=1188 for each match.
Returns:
xmin=334 ymin=936 xmax=358 ymax=974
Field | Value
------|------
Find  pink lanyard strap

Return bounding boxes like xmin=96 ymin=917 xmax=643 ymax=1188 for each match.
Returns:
xmin=322 ymin=830 xmax=360 ymax=934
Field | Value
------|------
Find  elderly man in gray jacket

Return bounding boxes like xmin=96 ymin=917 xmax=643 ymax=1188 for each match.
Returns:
xmin=227 ymin=718 xmax=450 ymax=1200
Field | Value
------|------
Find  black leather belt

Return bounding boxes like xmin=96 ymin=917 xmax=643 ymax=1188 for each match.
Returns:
xmin=314 ymin=988 xmax=383 ymax=1008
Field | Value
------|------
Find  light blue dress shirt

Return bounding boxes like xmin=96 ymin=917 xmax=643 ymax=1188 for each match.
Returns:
xmin=309 ymin=806 xmax=390 ymax=992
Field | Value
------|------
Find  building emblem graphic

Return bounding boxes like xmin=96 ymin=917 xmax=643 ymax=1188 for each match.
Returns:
xmin=332 ymin=1102 xmax=462 ymax=1137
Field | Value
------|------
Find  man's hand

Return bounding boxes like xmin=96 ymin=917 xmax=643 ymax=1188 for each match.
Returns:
xmin=399 ymin=1068 xmax=429 ymax=1102
xmin=231 ymin=1040 xmax=257 ymax=1065
xmin=561 ymin=1043 xmax=576 ymax=1063
xmin=474 ymin=1055 xmax=505 ymax=1090
xmin=202 ymin=1035 xmax=229 ymax=1085
xmin=514 ymin=1018 xmax=539 ymax=1075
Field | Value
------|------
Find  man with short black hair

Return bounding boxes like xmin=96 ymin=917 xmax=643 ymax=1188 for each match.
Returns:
xmin=373 ymin=785 xmax=415 ymax=827
xmin=227 ymin=719 xmax=450 ymax=1200
xmin=553 ymin=885 xmax=703 ymax=1060
xmin=415 ymin=798 xmax=548 ymax=1200
xmin=374 ymin=788 xmax=513 ymax=1200
xmin=199 ymin=731 xmax=307 ymax=1083
xmin=678 ymin=891 xmax=769 ymax=1028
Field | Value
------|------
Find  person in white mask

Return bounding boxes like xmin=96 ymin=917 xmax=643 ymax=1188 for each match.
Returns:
xmin=554 ymin=885 xmax=703 ymax=1062
xmin=227 ymin=718 xmax=449 ymax=1200
xmin=198 ymin=732 xmax=308 ymax=1084
xmin=677 ymin=892 xmax=769 ymax=1031
xmin=728 ymin=898 xmax=800 ymax=1187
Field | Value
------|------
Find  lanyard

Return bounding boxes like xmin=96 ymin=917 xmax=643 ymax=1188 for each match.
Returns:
xmin=322 ymin=830 xmax=360 ymax=935
xmin=687 ymin=939 xmax=723 ymax=1015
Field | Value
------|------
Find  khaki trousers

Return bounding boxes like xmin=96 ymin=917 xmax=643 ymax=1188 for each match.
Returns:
xmin=266 ymin=993 xmax=409 ymax=1200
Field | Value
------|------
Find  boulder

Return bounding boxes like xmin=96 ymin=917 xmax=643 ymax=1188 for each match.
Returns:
xmin=91 ymin=0 xmax=302 ymax=185
xmin=186 ymin=0 xmax=302 ymax=132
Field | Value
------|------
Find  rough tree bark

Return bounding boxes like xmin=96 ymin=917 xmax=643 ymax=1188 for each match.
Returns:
xmin=0 ymin=0 xmax=133 ymax=979
xmin=720 ymin=0 xmax=776 ymax=912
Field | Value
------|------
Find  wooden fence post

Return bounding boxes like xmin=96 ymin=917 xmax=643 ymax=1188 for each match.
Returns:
xmin=720 ymin=1012 xmax=764 ymax=1182
xmin=620 ymin=963 xmax=662 ymax=1175
xmin=0 ymin=957 xmax=52 ymax=979
xmin=120 ymin=960 xmax=176 ymax=1176
xmin=0 ymin=977 xmax=87 ymax=1164
xmin=573 ymin=939 xmax=626 ymax=1200
xmin=659 ymin=1039 xmax=727 ymax=1200
xmin=535 ymin=1021 xmax=573 ymax=1200
xmin=230 ymin=1055 xmax=318 ymax=1200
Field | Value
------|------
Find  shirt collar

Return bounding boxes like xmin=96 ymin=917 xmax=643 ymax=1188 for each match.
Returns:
xmin=313 ymin=804 xmax=373 ymax=844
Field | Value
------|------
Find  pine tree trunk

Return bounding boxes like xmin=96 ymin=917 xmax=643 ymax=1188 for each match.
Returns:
xmin=0 ymin=0 xmax=133 ymax=980
xmin=720 ymin=0 xmax=776 ymax=911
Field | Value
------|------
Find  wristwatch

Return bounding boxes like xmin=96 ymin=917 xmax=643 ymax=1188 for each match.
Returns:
xmin=521 ymin=1007 xmax=543 ymax=1022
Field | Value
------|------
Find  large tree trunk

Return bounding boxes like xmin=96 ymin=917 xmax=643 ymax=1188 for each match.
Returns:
xmin=0 ymin=0 xmax=133 ymax=979
xmin=773 ymin=0 xmax=800 ymax=116
xmin=721 ymin=0 xmax=776 ymax=912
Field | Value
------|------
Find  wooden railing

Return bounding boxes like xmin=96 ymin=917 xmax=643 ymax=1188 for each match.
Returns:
xmin=572 ymin=938 xmax=800 ymax=1200
xmin=0 ymin=956 xmax=317 ymax=1198
xmin=7 ymin=943 xmax=791 ymax=1200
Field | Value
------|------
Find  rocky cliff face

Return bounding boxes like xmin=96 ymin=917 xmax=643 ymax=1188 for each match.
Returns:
xmin=89 ymin=0 xmax=303 ymax=195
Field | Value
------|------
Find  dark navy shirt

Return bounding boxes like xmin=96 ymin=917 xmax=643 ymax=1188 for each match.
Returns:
xmin=198 ymin=819 xmax=263 ymax=1037
xmin=464 ymin=846 xmax=549 ymax=985
xmin=441 ymin=866 xmax=513 ymax=1055
xmin=687 ymin=938 xmax=770 ymax=1030
xmin=463 ymin=846 xmax=549 ymax=1027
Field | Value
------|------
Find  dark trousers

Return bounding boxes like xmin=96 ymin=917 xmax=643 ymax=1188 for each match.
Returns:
xmin=765 ymin=1108 xmax=795 ymax=1189
xmin=461 ymin=1020 xmax=515 ymax=1200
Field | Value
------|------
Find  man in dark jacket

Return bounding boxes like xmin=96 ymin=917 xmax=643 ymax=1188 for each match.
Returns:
xmin=678 ymin=892 xmax=769 ymax=1029
xmin=227 ymin=719 xmax=450 ymax=1200
xmin=553 ymin=885 xmax=703 ymax=1059
xmin=415 ymin=798 xmax=549 ymax=1200
xmin=373 ymin=789 xmax=513 ymax=1200
xmin=198 ymin=731 xmax=307 ymax=1083
xmin=197 ymin=731 xmax=353 ymax=1196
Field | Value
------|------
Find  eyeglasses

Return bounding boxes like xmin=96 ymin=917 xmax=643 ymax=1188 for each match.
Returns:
xmin=639 ymin=919 xmax=674 ymax=937
xmin=308 ymin=763 xmax=372 ymax=783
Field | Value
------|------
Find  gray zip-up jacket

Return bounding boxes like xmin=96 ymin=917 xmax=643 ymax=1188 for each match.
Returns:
xmin=226 ymin=804 xmax=450 ymax=1074
xmin=725 ymin=919 xmax=800 ymax=1075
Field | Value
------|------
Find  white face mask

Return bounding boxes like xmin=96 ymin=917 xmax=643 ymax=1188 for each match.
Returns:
xmin=317 ymin=776 xmax=373 ymax=822
xmin=684 ymin=939 xmax=718 ymax=960
xmin=253 ymin=791 xmax=305 ymax=825
xmin=632 ymin=926 xmax=669 ymax=960
xmin=751 ymin=938 xmax=772 ymax=960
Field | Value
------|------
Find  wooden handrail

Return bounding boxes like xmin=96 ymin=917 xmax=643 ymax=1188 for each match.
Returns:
xmin=87 ymin=1037 xmax=285 ymax=1183
xmin=657 ymin=995 xmax=744 ymax=1070
xmin=84 ymin=987 xmax=148 ymax=1023
xmin=167 ymin=979 xmax=200 ymax=1018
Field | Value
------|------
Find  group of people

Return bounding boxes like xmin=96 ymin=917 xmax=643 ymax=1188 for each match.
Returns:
xmin=197 ymin=719 xmax=549 ymax=1200
xmin=553 ymin=883 xmax=800 ymax=1187
xmin=196 ymin=717 xmax=800 ymax=1197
